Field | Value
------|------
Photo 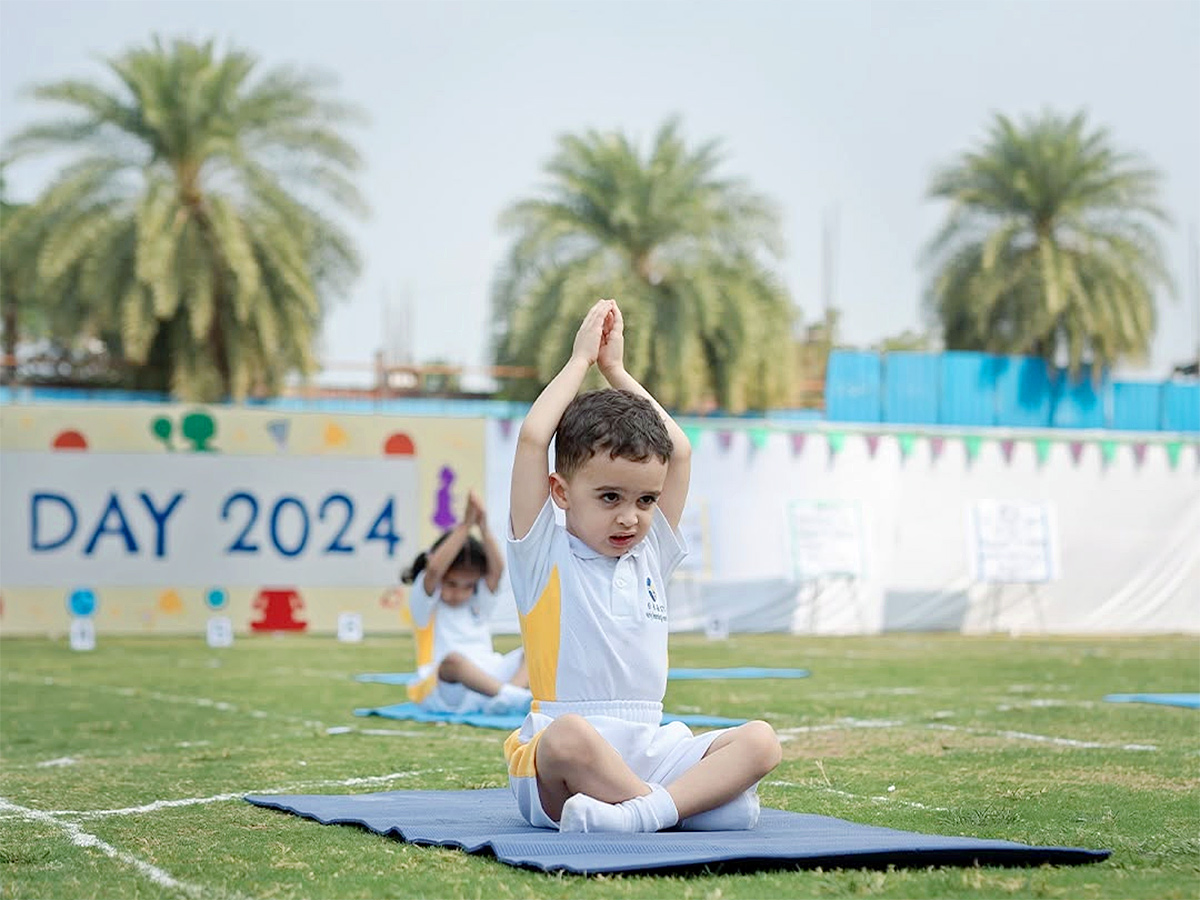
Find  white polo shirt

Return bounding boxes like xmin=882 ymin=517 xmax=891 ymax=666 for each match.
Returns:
xmin=507 ymin=499 xmax=687 ymax=710
xmin=406 ymin=577 xmax=499 ymax=701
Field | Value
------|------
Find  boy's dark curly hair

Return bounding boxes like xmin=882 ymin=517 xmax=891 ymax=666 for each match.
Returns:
xmin=554 ymin=389 xmax=672 ymax=478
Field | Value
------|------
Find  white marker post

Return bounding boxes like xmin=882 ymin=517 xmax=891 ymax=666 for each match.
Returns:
xmin=69 ymin=617 xmax=95 ymax=651
xmin=206 ymin=616 xmax=234 ymax=648
xmin=337 ymin=612 xmax=364 ymax=643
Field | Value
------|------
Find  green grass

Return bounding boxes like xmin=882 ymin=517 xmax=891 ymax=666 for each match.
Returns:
xmin=1 ymin=633 xmax=1197 ymax=899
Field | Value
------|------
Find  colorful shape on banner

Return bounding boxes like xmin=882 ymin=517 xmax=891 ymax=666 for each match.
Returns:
xmin=497 ymin=418 xmax=515 ymax=440
xmin=206 ymin=616 xmax=234 ymax=648
xmin=1100 ymin=440 xmax=1118 ymax=466
xmin=826 ymin=431 xmax=846 ymax=455
xmin=790 ymin=432 xmax=807 ymax=456
xmin=433 ymin=465 xmax=458 ymax=529
xmin=250 ymin=588 xmax=308 ymax=632
xmin=150 ymin=416 xmax=174 ymax=450
xmin=963 ymin=435 xmax=983 ymax=463
xmin=157 ymin=589 xmax=184 ymax=614
xmin=717 ymin=430 xmax=734 ymax=452
xmin=384 ymin=432 xmax=415 ymax=455
xmin=1034 ymin=438 xmax=1053 ymax=466
xmin=266 ymin=419 xmax=290 ymax=451
xmin=865 ymin=434 xmax=881 ymax=458
xmin=70 ymin=617 xmax=96 ymax=651
xmin=929 ymin=436 xmax=946 ymax=462
xmin=1132 ymin=442 xmax=1148 ymax=468
xmin=1165 ymin=441 xmax=1182 ymax=469
xmin=998 ymin=439 xmax=1015 ymax=465
xmin=897 ymin=433 xmax=916 ymax=460
xmin=682 ymin=424 xmax=704 ymax=448
xmin=748 ymin=427 xmax=770 ymax=451
xmin=205 ymin=588 xmax=229 ymax=610
xmin=181 ymin=410 xmax=217 ymax=452
xmin=1069 ymin=441 xmax=1087 ymax=465
xmin=67 ymin=588 xmax=97 ymax=617
xmin=380 ymin=588 xmax=404 ymax=610
xmin=51 ymin=429 xmax=88 ymax=451
xmin=323 ymin=422 xmax=348 ymax=449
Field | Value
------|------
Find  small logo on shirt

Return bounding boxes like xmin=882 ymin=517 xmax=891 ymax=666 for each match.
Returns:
xmin=645 ymin=577 xmax=667 ymax=622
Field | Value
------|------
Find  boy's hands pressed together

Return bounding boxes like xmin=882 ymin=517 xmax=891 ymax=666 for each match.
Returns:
xmin=572 ymin=298 xmax=614 ymax=368
xmin=597 ymin=299 xmax=625 ymax=378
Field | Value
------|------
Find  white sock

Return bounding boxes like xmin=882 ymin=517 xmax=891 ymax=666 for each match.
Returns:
xmin=679 ymin=785 xmax=761 ymax=831
xmin=559 ymin=784 xmax=679 ymax=833
xmin=483 ymin=683 xmax=531 ymax=713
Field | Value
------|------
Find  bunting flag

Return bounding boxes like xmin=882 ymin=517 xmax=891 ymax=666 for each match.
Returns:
xmin=1165 ymin=440 xmax=1182 ymax=469
xmin=717 ymin=430 xmax=734 ymax=452
xmin=963 ymin=434 xmax=983 ymax=463
xmin=930 ymin=436 xmax=946 ymax=462
xmin=748 ymin=427 xmax=770 ymax=451
xmin=865 ymin=434 xmax=881 ymax=458
xmin=1069 ymin=441 xmax=1087 ymax=465
xmin=1034 ymin=438 xmax=1053 ymax=466
xmin=790 ymin=432 xmax=807 ymax=456
xmin=826 ymin=431 xmax=846 ymax=456
xmin=1132 ymin=442 xmax=1149 ymax=468
xmin=1000 ymin=439 xmax=1016 ymax=465
xmin=682 ymin=424 xmax=705 ymax=448
xmin=498 ymin=418 xmax=515 ymax=439
xmin=897 ymin=433 xmax=916 ymax=461
xmin=266 ymin=419 xmax=290 ymax=451
xmin=1100 ymin=439 xmax=1118 ymax=467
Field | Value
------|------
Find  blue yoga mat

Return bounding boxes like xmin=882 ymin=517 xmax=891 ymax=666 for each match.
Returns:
xmin=354 ymin=701 xmax=747 ymax=730
xmin=244 ymin=787 xmax=1109 ymax=875
xmin=355 ymin=667 xmax=810 ymax=686
xmin=1103 ymin=693 xmax=1200 ymax=709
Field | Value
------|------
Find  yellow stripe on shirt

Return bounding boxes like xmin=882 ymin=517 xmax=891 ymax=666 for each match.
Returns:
xmin=518 ymin=565 xmax=562 ymax=703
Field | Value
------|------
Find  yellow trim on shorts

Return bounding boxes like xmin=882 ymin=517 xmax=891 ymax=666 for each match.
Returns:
xmin=504 ymin=727 xmax=545 ymax=778
xmin=406 ymin=672 xmax=438 ymax=703
xmin=406 ymin=611 xmax=437 ymax=702
xmin=518 ymin=566 xmax=561 ymax=702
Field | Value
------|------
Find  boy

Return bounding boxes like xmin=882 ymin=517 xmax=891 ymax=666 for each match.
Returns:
xmin=504 ymin=298 xmax=781 ymax=833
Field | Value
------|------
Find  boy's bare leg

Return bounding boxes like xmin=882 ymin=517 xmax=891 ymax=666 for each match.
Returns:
xmin=437 ymin=653 xmax=503 ymax=696
xmin=533 ymin=714 xmax=651 ymax=822
xmin=663 ymin=720 xmax=782 ymax=820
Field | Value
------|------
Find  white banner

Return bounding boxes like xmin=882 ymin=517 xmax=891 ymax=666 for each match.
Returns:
xmin=788 ymin=499 xmax=867 ymax=579
xmin=0 ymin=452 xmax=419 ymax=586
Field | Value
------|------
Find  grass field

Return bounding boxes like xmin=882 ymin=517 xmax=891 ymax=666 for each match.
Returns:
xmin=1 ymin=632 xmax=1197 ymax=899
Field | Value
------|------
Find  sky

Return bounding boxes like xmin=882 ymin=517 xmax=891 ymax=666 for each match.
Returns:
xmin=1 ymin=0 xmax=1197 ymax=386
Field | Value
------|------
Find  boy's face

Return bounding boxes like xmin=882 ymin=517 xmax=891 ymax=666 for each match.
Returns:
xmin=550 ymin=452 xmax=668 ymax=557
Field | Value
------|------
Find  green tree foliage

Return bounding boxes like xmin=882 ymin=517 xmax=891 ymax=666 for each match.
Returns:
xmin=923 ymin=110 xmax=1173 ymax=375
xmin=1 ymin=37 xmax=367 ymax=400
xmin=491 ymin=118 xmax=796 ymax=412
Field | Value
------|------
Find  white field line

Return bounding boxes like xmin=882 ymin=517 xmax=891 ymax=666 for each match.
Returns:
xmin=2 ymin=671 xmax=325 ymax=728
xmin=0 ymin=797 xmax=233 ymax=899
xmin=3 ymin=768 xmax=438 ymax=820
xmin=776 ymin=717 xmax=1163 ymax=751
xmin=764 ymin=780 xmax=951 ymax=812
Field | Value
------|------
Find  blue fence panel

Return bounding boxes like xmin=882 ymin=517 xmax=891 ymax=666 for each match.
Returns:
xmin=1161 ymin=382 xmax=1200 ymax=433
xmin=1050 ymin=368 xmax=1108 ymax=429
xmin=882 ymin=352 xmax=940 ymax=425
xmin=938 ymin=352 xmax=997 ymax=426
xmin=994 ymin=356 xmax=1053 ymax=428
xmin=1110 ymin=382 xmax=1162 ymax=431
xmin=824 ymin=350 xmax=883 ymax=422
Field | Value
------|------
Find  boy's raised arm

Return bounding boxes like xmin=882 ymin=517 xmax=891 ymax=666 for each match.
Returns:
xmin=597 ymin=303 xmax=691 ymax=530
xmin=509 ymin=299 xmax=612 ymax=540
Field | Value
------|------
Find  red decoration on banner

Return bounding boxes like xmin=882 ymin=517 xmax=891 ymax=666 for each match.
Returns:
xmin=1000 ymin=439 xmax=1016 ymax=464
xmin=52 ymin=430 xmax=88 ymax=451
xmin=865 ymin=434 xmax=881 ymax=458
xmin=1132 ymin=442 xmax=1148 ymax=468
xmin=383 ymin=432 xmax=415 ymax=456
xmin=250 ymin=589 xmax=308 ymax=632
xmin=929 ymin=436 xmax=946 ymax=462
xmin=790 ymin=432 xmax=806 ymax=456
xmin=1069 ymin=441 xmax=1086 ymax=465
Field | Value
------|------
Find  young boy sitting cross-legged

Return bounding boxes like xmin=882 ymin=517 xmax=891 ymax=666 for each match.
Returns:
xmin=503 ymin=297 xmax=782 ymax=833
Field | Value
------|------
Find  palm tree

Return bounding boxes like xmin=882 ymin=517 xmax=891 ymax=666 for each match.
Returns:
xmin=490 ymin=118 xmax=796 ymax=412
xmin=1 ymin=37 xmax=366 ymax=400
xmin=922 ymin=110 xmax=1173 ymax=376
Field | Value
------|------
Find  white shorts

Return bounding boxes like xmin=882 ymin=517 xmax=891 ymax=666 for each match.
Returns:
xmin=420 ymin=647 xmax=524 ymax=714
xmin=504 ymin=699 xmax=732 ymax=830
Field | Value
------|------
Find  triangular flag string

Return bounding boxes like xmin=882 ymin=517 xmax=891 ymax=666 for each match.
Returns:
xmin=865 ymin=434 xmax=881 ymax=458
xmin=1069 ymin=441 xmax=1086 ymax=466
xmin=790 ymin=432 xmax=807 ymax=456
xmin=826 ymin=431 xmax=846 ymax=456
xmin=963 ymin=434 xmax=983 ymax=463
xmin=1165 ymin=440 xmax=1182 ymax=469
xmin=929 ymin=436 xmax=946 ymax=463
xmin=1132 ymin=442 xmax=1148 ymax=468
xmin=717 ymin=430 xmax=734 ymax=452
xmin=682 ymin=424 xmax=704 ymax=448
xmin=1034 ymin=438 xmax=1052 ymax=466
xmin=1100 ymin=439 xmax=1118 ymax=467
xmin=1000 ymin=439 xmax=1016 ymax=465
xmin=748 ymin=427 xmax=770 ymax=451
xmin=897 ymin=433 xmax=916 ymax=461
